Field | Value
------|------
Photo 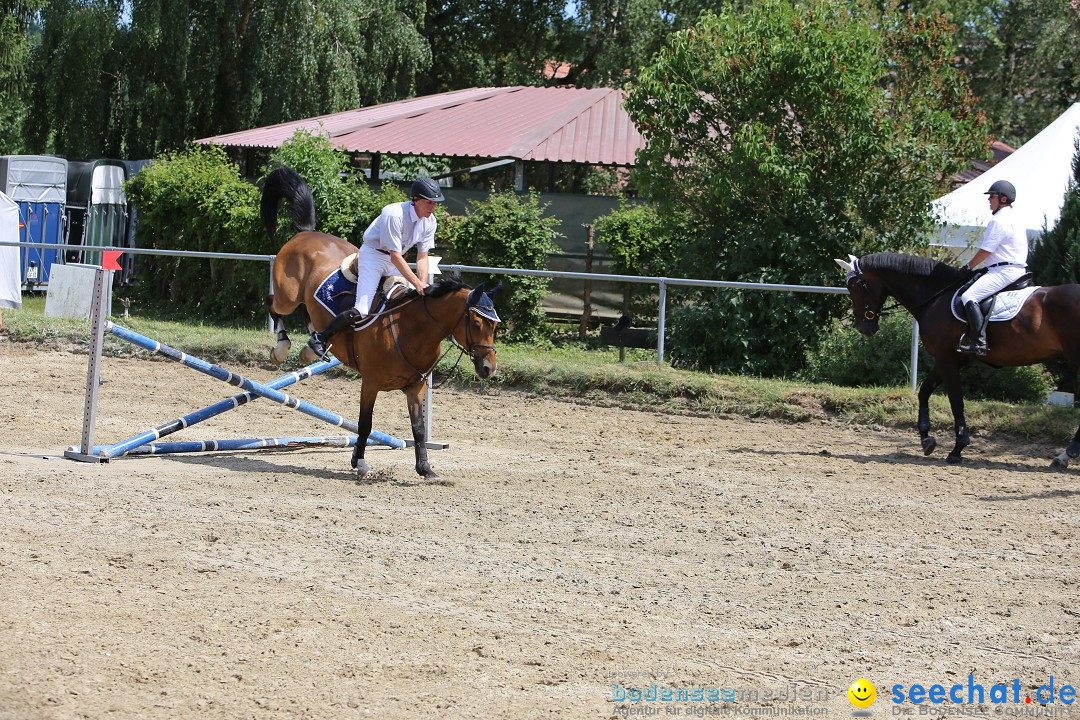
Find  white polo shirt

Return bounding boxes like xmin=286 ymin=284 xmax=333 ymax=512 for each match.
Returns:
xmin=979 ymin=205 xmax=1028 ymax=267
xmin=361 ymin=201 xmax=436 ymax=255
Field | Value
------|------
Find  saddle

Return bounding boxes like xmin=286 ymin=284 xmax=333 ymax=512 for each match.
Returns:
xmin=952 ymin=272 xmax=1036 ymax=322
xmin=313 ymin=253 xmax=410 ymax=325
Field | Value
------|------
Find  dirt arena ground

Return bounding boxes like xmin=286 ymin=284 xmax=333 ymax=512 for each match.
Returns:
xmin=2 ymin=341 xmax=1079 ymax=719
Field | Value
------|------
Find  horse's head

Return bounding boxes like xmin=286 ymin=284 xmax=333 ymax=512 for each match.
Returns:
xmin=835 ymin=255 xmax=887 ymax=335
xmin=455 ymin=281 xmax=501 ymax=379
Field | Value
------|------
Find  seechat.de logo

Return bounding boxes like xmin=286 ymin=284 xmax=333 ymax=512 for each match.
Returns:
xmin=849 ymin=678 xmax=877 ymax=717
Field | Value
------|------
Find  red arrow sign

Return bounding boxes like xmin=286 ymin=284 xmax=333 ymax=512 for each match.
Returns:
xmin=102 ymin=250 xmax=124 ymax=271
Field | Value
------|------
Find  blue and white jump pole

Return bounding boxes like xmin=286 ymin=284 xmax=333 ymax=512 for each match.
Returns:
xmin=65 ymin=266 xmax=405 ymax=462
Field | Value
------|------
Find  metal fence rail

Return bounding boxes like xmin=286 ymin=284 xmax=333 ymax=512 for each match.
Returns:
xmin=1 ymin=240 xmax=919 ymax=387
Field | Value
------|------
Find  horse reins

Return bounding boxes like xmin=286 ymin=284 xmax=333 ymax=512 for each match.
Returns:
xmin=847 ymin=270 xmax=966 ymax=321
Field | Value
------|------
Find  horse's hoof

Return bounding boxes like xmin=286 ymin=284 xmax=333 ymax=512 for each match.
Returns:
xmin=353 ymin=459 xmax=370 ymax=477
xmin=946 ymin=453 xmax=963 ymax=464
xmin=299 ymin=346 xmax=318 ymax=366
xmin=1051 ymin=454 xmax=1069 ymax=469
xmin=921 ymin=437 xmax=937 ymax=456
xmin=270 ymin=342 xmax=291 ymax=365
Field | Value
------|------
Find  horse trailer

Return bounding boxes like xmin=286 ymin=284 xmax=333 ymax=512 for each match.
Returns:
xmin=65 ymin=159 xmax=129 ymax=272
xmin=0 ymin=155 xmax=68 ymax=289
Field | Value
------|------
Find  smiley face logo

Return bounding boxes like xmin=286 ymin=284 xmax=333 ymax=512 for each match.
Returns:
xmin=848 ymin=678 xmax=877 ymax=709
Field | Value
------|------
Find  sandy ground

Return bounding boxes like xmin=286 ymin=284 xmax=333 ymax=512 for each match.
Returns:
xmin=1 ymin=340 xmax=1079 ymax=720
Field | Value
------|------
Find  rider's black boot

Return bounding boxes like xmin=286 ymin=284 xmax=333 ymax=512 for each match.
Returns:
xmin=956 ymin=300 xmax=988 ymax=355
xmin=308 ymin=307 xmax=363 ymax=359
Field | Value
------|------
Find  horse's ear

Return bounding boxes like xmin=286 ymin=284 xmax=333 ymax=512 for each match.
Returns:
xmin=486 ymin=281 xmax=502 ymax=297
xmin=834 ymin=258 xmax=855 ymax=273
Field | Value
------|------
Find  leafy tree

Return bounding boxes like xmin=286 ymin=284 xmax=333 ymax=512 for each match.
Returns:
xmin=1029 ymin=140 xmax=1080 ymax=286
xmin=593 ymin=198 xmax=681 ymax=321
xmin=25 ymin=0 xmax=126 ymax=157
xmin=559 ymin=0 xmax=670 ymax=87
xmin=253 ymin=0 xmax=430 ymax=125
xmin=623 ymin=0 xmax=987 ymax=374
xmin=594 ymin=199 xmax=672 ymax=277
xmin=416 ymin=0 xmax=564 ymax=95
xmin=0 ymin=0 xmax=43 ymax=153
xmin=959 ymin=0 xmax=1080 ymax=147
xmin=446 ymin=190 xmax=561 ymax=343
xmin=266 ymin=129 xmax=373 ymax=241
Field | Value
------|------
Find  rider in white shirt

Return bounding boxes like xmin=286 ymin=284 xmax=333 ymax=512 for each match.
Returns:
xmin=308 ymin=177 xmax=444 ymax=358
xmin=956 ymin=179 xmax=1027 ymax=356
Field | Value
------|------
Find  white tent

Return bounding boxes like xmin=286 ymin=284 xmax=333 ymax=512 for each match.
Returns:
xmin=0 ymin=191 xmax=21 ymax=310
xmin=932 ymin=102 xmax=1080 ymax=249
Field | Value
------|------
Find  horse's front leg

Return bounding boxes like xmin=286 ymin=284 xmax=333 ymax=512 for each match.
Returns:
xmin=1051 ymin=426 xmax=1080 ymax=469
xmin=403 ymin=380 xmax=437 ymax=480
xmin=939 ymin=361 xmax=970 ymax=463
xmin=351 ymin=382 xmax=378 ymax=478
xmin=917 ymin=365 xmax=943 ymax=455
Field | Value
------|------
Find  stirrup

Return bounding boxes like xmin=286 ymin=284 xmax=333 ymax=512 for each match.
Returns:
xmin=956 ymin=336 xmax=988 ymax=356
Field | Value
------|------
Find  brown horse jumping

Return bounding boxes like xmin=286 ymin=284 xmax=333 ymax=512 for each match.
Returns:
xmin=837 ymin=252 xmax=1080 ymax=466
xmin=262 ymin=167 xmax=500 ymax=480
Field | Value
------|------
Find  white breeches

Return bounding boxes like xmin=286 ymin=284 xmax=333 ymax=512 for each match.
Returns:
xmin=960 ymin=266 xmax=1027 ymax=305
xmin=352 ymin=245 xmax=396 ymax=314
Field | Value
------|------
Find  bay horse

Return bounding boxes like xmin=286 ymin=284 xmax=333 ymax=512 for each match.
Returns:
xmin=262 ymin=167 xmax=500 ymax=480
xmin=836 ymin=252 xmax=1080 ymax=466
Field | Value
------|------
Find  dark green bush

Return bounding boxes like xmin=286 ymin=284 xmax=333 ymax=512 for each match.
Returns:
xmin=593 ymin=199 xmax=680 ymax=322
xmin=446 ymin=190 xmax=561 ymax=343
xmin=802 ymin=313 xmax=1055 ymax=403
xmin=124 ymin=144 xmax=263 ymax=323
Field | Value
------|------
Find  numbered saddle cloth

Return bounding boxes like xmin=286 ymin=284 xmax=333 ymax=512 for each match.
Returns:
xmin=950 ymin=286 xmax=1040 ymax=323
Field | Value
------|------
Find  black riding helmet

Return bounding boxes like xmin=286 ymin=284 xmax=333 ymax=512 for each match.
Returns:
xmin=410 ymin=177 xmax=445 ymax=203
xmin=984 ymin=179 xmax=1016 ymax=205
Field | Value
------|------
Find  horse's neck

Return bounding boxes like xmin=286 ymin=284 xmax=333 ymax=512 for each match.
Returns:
xmin=877 ymin=270 xmax=946 ymax=315
xmin=418 ymin=291 xmax=466 ymax=336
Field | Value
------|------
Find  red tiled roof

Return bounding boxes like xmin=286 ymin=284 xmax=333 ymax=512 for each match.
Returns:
xmin=197 ymin=86 xmax=644 ymax=167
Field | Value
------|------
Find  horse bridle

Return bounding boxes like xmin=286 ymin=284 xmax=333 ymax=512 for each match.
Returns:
xmin=384 ymin=294 xmax=497 ymax=387
xmin=846 ymin=272 xmax=893 ymax=321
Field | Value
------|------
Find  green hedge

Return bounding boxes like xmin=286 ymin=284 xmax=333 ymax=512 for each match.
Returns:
xmin=445 ymin=190 xmax=561 ymax=343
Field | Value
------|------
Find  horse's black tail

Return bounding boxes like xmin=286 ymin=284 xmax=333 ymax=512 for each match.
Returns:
xmin=261 ymin=166 xmax=316 ymax=239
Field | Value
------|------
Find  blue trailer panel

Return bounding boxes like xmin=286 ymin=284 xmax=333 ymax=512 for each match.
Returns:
xmin=0 ymin=155 xmax=68 ymax=287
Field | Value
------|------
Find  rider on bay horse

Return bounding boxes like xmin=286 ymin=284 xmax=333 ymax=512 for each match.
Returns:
xmin=308 ymin=177 xmax=445 ymax=358
xmin=956 ymin=179 xmax=1028 ymax=356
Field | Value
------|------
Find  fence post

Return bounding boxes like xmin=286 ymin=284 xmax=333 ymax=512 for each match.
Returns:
xmin=910 ymin=318 xmax=920 ymax=390
xmin=657 ymin=279 xmax=668 ymax=365
xmin=268 ymin=256 xmax=276 ymax=334
xmin=579 ymin=224 xmax=594 ymax=340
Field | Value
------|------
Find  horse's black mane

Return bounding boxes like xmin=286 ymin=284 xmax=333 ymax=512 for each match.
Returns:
xmin=424 ymin=276 xmax=467 ymax=298
xmin=860 ymin=252 xmax=962 ymax=283
xmin=383 ymin=276 xmax=466 ymax=310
